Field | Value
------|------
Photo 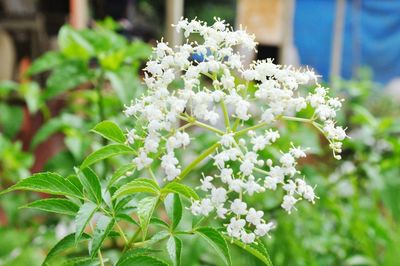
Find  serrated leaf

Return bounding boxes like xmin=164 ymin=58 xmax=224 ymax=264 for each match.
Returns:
xmin=164 ymin=194 xmax=182 ymax=229
xmin=116 ymin=248 xmax=156 ymax=265
xmin=227 ymin=237 xmax=273 ymax=266
xmin=91 ymin=120 xmax=126 ymax=143
xmin=67 ymin=174 xmax=83 ymax=193
xmin=27 ymin=51 xmax=64 ymax=76
xmin=108 ymin=163 xmax=135 ymax=188
xmin=137 ymin=196 xmax=159 ymax=240
xmin=167 ymin=236 xmax=182 ymax=266
xmin=195 ymin=227 xmax=231 ymax=266
xmin=43 ymin=233 xmax=90 ymax=265
xmin=23 ymin=198 xmax=79 ymax=216
xmin=144 ymin=230 xmax=170 ymax=247
xmin=75 ymin=202 xmax=98 ymax=242
xmin=113 ymin=178 xmax=160 ymax=199
xmin=0 ymin=172 xmax=82 ymax=198
xmin=90 ymin=215 xmax=115 ymax=257
xmin=117 ymin=255 xmax=168 ymax=266
xmin=81 ymin=144 xmax=136 ymax=169
xmin=78 ymin=167 xmax=102 ymax=204
xmin=161 ymin=182 xmax=199 ymax=200
xmin=61 ymin=257 xmax=99 ymax=266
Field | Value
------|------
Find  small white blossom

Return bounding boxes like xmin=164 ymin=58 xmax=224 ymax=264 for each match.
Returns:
xmin=230 ymin=199 xmax=247 ymax=215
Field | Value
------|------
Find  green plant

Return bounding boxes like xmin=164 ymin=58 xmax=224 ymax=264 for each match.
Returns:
xmin=0 ymin=18 xmax=349 ymax=266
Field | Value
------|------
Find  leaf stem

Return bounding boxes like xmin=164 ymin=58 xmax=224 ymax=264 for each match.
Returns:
xmin=98 ymin=249 xmax=105 ymax=266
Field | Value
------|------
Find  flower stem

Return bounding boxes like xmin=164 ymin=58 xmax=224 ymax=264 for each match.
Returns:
xmin=179 ymin=115 xmax=224 ymax=135
xmin=281 ymin=116 xmax=312 ymax=123
xmin=179 ymin=141 xmax=220 ymax=180
xmin=220 ymin=100 xmax=231 ymax=130
xmin=234 ymin=122 xmax=268 ymax=137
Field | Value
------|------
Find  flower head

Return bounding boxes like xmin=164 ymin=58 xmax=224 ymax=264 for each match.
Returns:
xmin=124 ymin=18 xmax=347 ymax=244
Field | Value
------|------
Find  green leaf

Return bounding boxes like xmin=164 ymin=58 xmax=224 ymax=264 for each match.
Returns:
xmin=80 ymin=144 xmax=136 ymax=169
xmin=116 ymin=213 xmax=139 ymax=226
xmin=150 ymin=217 xmax=169 ymax=228
xmin=30 ymin=118 xmax=66 ymax=149
xmin=117 ymin=248 xmax=156 ymax=266
xmin=137 ymin=196 xmax=158 ymax=240
xmin=44 ymin=61 xmax=92 ymax=99
xmin=227 ymin=237 xmax=273 ymax=266
xmin=108 ymin=163 xmax=135 ymax=188
xmin=164 ymin=194 xmax=182 ymax=230
xmin=78 ymin=167 xmax=102 ymax=204
xmin=195 ymin=227 xmax=231 ymax=266
xmin=23 ymin=198 xmax=79 ymax=216
xmin=27 ymin=51 xmax=64 ymax=76
xmin=19 ymin=82 xmax=41 ymax=113
xmin=117 ymin=255 xmax=168 ymax=266
xmin=0 ymin=172 xmax=82 ymax=198
xmin=91 ymin=120 xmax=126 ymax=143
xmin=90 ymin=215 xmax=115 ymax=257
xmin=113 ymin=178 xmax=160 ymax=199
xmin=0 ymin=103 xmax=23 ymax=139
xmin=75 ymin=202 xmax=98 ymax=242
xmin=61 ymin=257 xmax=99 ymax=266
xmin=43 ymin=233 xmax=90 ymax=265
xmin=167 ymin=236 xmax=182 ymax=266
xmin=161 ymin=182 xmax=199 ymax=200
xmin=58 ymin=25 xmax=95 ymax=60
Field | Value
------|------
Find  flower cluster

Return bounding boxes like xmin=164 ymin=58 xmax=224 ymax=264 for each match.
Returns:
xmin=124 ymin=18 xmax=347 ymax=243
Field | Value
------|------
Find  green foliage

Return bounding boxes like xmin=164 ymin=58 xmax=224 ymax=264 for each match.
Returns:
xmin=1 ymin=172 xmax=82 ymax=198
xmin=164 ymin=194 xmax=182 ymax=230
xmin=194 ymin=227 xmax=232 ymax=266
xmin=80 ymin=144 xmax=136 ymax=169
xmin=167 ymin=236 xmax=182 ymax=266
xmin=22 ymin=198 xmax=79 ymax=216
xmin=91 ymin=120 xmax=126 ymax=143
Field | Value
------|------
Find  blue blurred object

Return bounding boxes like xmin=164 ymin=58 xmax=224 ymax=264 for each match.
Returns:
xmin=294 ymin=0 xmax=400 ymax=84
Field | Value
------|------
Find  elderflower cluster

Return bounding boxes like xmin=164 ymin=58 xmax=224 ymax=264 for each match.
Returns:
xmin=124 ymin=18 xmax=347 ymax=244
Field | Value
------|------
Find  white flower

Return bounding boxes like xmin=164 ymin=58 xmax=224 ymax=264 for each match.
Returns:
xmin=264 ymin=176 xmax=280 ymax=191
xmin=241 ymin=232 xmax=256 ymax=244
xmin=220 ymin=133 xmax=235 ymax=147
xmin=220 ymin=168 xmax=233 ymax=183
xmin=216 ymin=205 xmax=228 ymax=218
xmin=198 ymin=199 xmax=214 ymax=216
xmin=126 ymin=129 xmax=137 ymax=144
xmin=245 ymin=208 xmax=264 ymax=225
xmin=281 ymin=195 xmax=298 ymax=214
xmin=211 ymin=187 xmax=227 ymax=204
xmin=230 ymin=199 xmax=247 ymax=215
xmin=280 ymin=153 xmax=295 ymax=167
xmin=240 ymin=160 xmax=254 ymax=176
xmin=283 ymin=180 xmax=297 ymax=195
xmin=244 ymin=176 xmax=264 ymax=196
xmin=227 ymin=217 xmax=245 ymax=238
xmin=200 ymin=176 xmax=214 ymax=191
xmin=254 ymin=222 xmax=275 ymax=237
xmin=133 ymin=150 xmax=153 ymax=170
